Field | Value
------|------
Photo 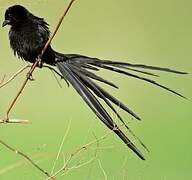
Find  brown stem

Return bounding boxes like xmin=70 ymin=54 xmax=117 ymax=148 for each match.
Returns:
xmin=0 ymin=118 xmax=30 ymax=124
xmin=5 ymin=0 xmax=76 ymax=122
xmin=48 ymin=133 xmax=109 ymax=179
xmin=5 ymin=60 xmax=39 ymax=120
xmin=0 ymin=65 xmax=30 ymax=89
xmin=0 ymin=139 xmax=55 ymax=179
xmin=41 ymin=0 xmax=76 ymax=57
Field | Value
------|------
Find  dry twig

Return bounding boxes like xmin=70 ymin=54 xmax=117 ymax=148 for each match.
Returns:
xmin=0 ymin=0 xmax=76 ymax=179
xmin=44 ymin=65 xmax=69 ymax=87
xmin=47 ymin=120 xmax=136 ymax=180
xmin=47 ymin=132 xmax=110 ymax=180
xmin=0 ymin=75 xmax=6 ymax=85
xmin=0 ymin=139 xmax=54 ymax=179
xmin=0 ymin=65 xmax=30 ymax=89
xmin=98 ymin=159 xmax=108 ymax=180
xmin=3 ymin=0 xmax=76 ymax=123
xmin=0 ymin=118 xmax=30 ymax=124
xmin=51 ymin=120 xmax=71 ymax=174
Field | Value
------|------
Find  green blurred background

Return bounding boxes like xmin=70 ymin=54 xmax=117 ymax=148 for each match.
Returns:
xmin=0 ymin=0 xmax=191 ymax=179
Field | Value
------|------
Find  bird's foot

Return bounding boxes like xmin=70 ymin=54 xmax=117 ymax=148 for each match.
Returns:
xmin=26 ymin=72 xmax=35 ymax=81
xmin=37 ymin=55 xmax=43 ymax=68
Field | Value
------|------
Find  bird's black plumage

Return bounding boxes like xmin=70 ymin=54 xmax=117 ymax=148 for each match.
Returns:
xmin=2 ymin=5 xmax=187 ymax=160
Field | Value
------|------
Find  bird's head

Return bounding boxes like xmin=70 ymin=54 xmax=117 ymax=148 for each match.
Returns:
xmin=2 ymin=5 xmax=29 ymax=27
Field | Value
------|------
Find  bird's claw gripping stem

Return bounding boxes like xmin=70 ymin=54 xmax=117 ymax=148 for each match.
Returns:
xmin=26 ymin=72 xmax=35 ymax=81
xmin=37 ymin=55 xmax=43 ymax=68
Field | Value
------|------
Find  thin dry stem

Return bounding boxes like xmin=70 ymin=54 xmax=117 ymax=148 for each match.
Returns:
xmin=44 ymin=65 xmax=69 ymax=87
xmin=41 ymin=0 xmax=76 ymax=57
xmin=0 ymin=118 xmax=30 ymax=124
xmin=48 ymin=123 xmax=130 ymax=179
xmin=0 ymin=75 xmax=6 ymax=85
xmin=49 ymin=68 xmax=63 ymax=88
xmin=0 ymin=65 xmax=30 ymax=89
xmin=0 ymin=139 xmax=54 ymax=179
xmin=4 ymin=0 xmax=76 ymax=122
xmin=0 ymin=0 xmax=76 ymax=179
xmin=60 ymin=157 xmax=96 ymax=177
xmin=51 ymin=120 xmax=71 ymax=174
xmin=98 ymin=159 xmax=108 ymax=180
xmin=47 ymin=132 xmax=110 ymax=180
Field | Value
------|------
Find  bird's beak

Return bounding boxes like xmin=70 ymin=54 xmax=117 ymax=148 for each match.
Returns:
xmin=2 ymin=20 xmax=10 ymax=27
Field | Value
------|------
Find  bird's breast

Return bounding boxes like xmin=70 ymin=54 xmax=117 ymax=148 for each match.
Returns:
xmin=9 ymin=27 xmax=44 ymax=63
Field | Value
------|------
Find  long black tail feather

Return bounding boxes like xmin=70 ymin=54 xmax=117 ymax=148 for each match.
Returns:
xmin=59 ymin=54 xmax=187 ymax=74
xmin=54 ymin=53 xmax=187 ymax=160
xmin=91 ymin=64 xmax=187 ymax=99
xmin=109 ymin=65 xmax=160 ymax=77
xmin=56 ymin=61 xmax=145 ymax=160
xmin=70 ymin=64 xmax=118 ymax=88
xmin=102 ymin=61 xmax=188 ymax=74
xmin=69 ymin=64 xmax=149 ymax=152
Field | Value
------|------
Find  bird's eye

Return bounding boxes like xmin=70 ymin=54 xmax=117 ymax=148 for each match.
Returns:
xmin=5 ymin=13 xmax=12 ymax=20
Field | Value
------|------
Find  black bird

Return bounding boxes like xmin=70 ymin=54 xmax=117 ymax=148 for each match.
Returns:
xmin=2 ymin=5 xmax=187 ymax=160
